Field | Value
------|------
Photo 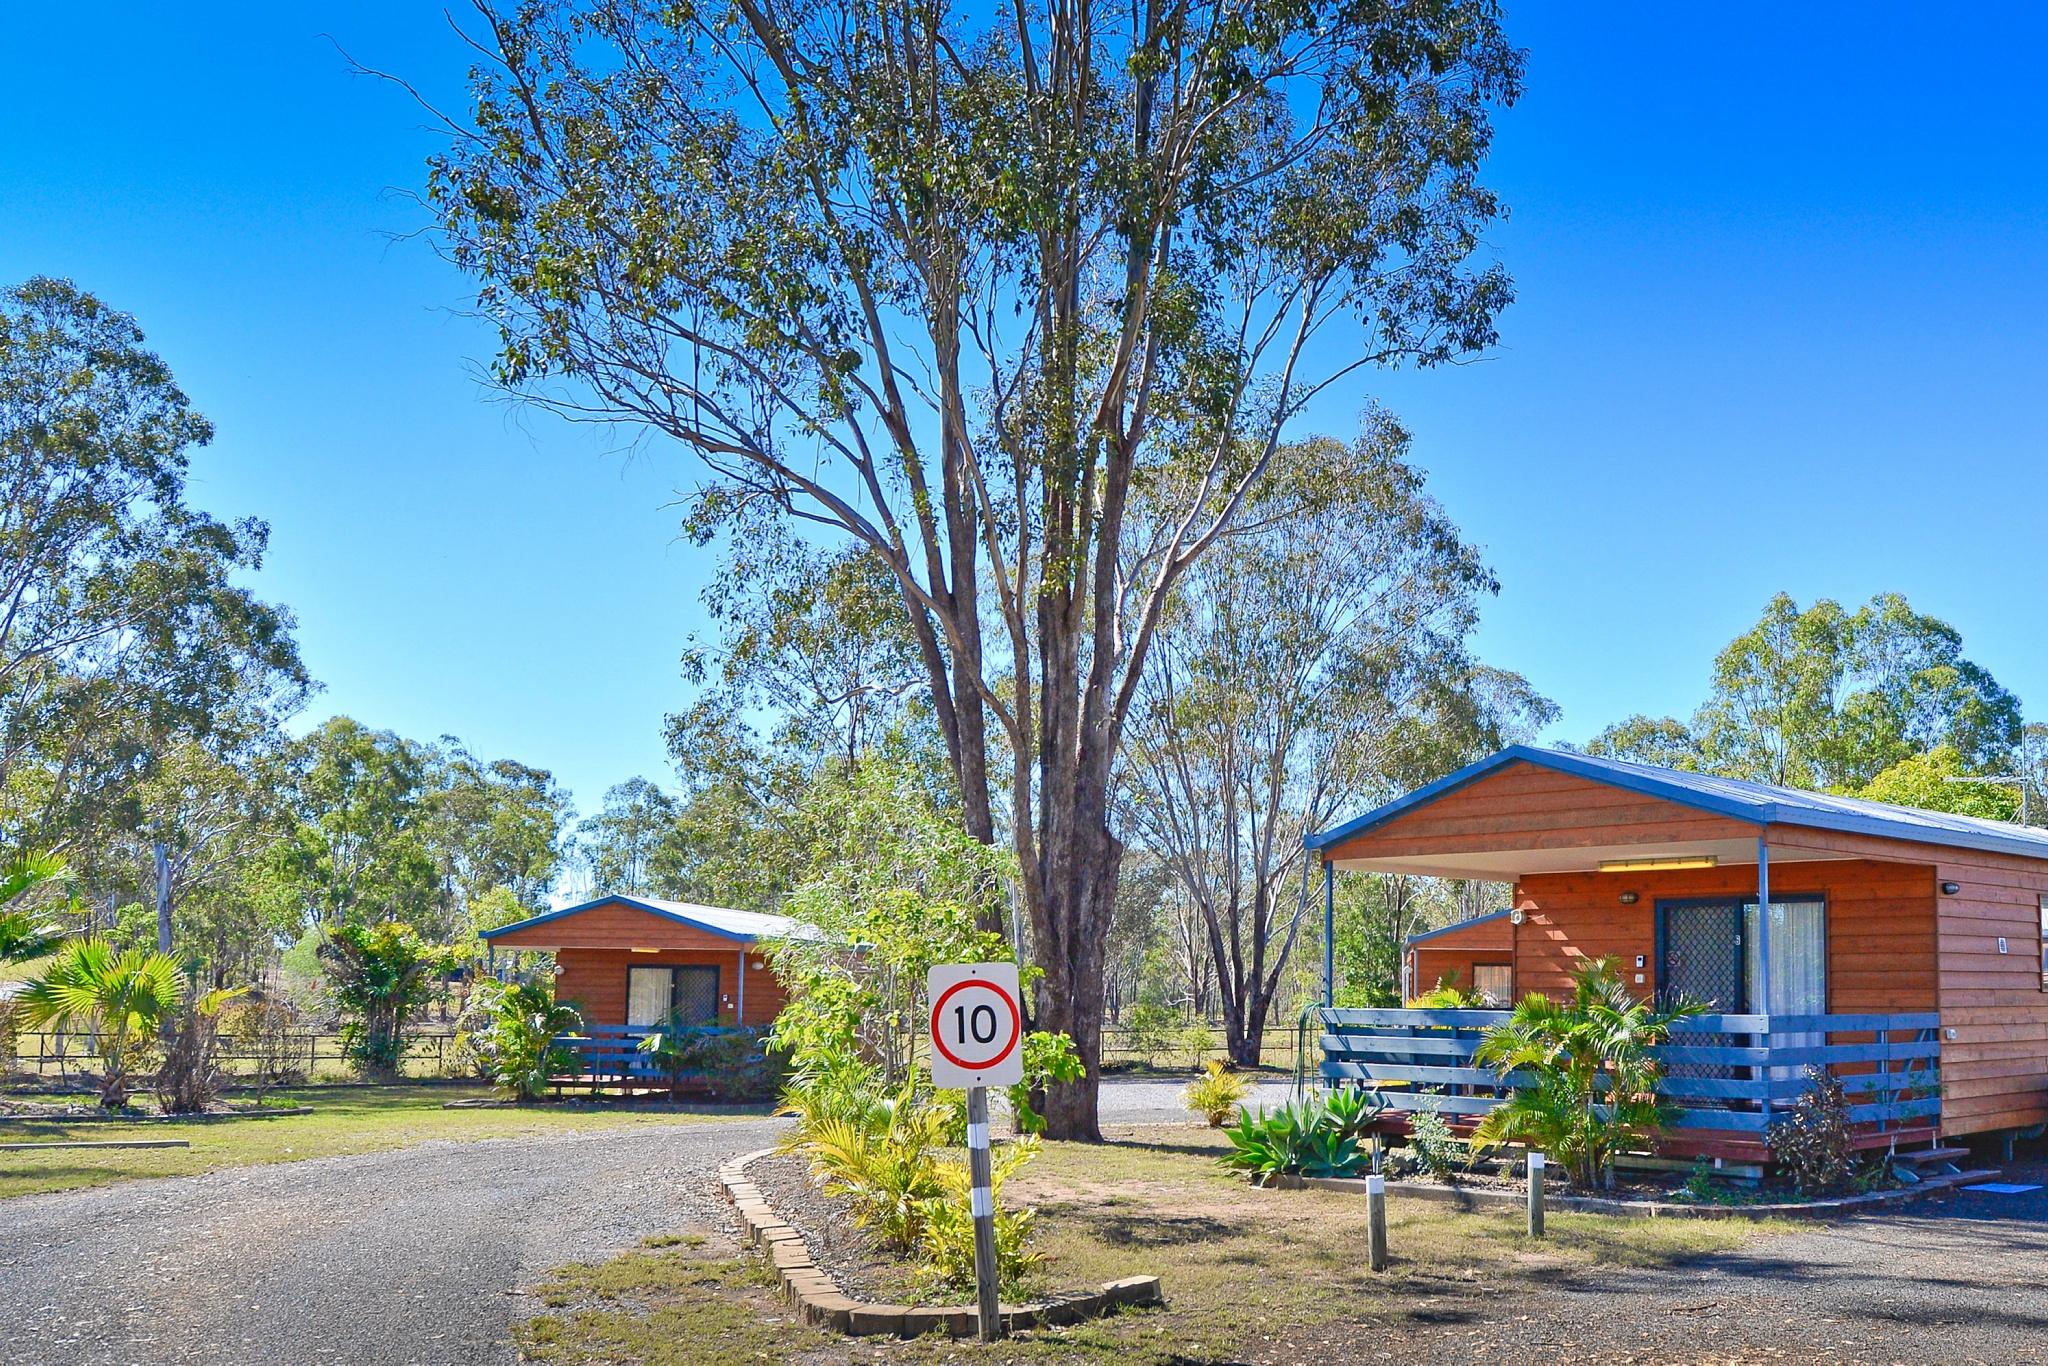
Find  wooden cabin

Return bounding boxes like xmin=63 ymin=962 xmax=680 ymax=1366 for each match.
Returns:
xmin=1309 ymin=746 xmax=2048 ymax=1163
xmin=1405 ymin=911 xmax=1514 ymax=1003
xmin=482 ymin=895 xmax=804 ymax=1087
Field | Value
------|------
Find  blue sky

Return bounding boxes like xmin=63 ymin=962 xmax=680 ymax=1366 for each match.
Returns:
xmin=4 ymin=5 xmax=2045 ymax=820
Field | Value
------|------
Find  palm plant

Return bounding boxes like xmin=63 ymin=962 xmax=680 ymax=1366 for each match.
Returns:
xmin=15 ymin=937 xmax=186 ymax=1107
xmin=0 ymin=851 xmax=72 ymax=966
xmin=1472 ymin=956 xmax=1705 ymax=1189
xmin=466 ymin=976 xmax=582 ymax=1101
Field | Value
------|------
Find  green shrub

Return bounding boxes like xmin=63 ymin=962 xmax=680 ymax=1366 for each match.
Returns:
xmin=464 ymin=976 xmax=581 ymax=1101
xmin=1472 ymin=956 xmax=1704 ymax=1189
xmin=1322 ymin=1085 xmax=1384 ymax=1142
xmin=1407 ymin=1098 xmax=1467 ymax=1180
xmin=319 ymin=922 xmax=459 ymax=1080
xmin=915 ymin=1137 xmax=1041 ymax=1295
xmin=1768 ymin=1067 xmax=1856 ymax=1196
xmin=806 ymin=1097 xmax=951 ymax=1251
xmin=1180 ymin=1023 xmax=1216 ymax=1067
xmin=1184 ymin=1060 xmax=1251 ymax=1127
xmin=1220 ymin=1094 xmax=1379 ymax=1183
xmin=1121 ymin=1003 xmax=1178 ymax=1066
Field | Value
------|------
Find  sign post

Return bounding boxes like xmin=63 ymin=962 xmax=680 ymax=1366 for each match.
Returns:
xmin=927 ymin=962 xmax=1025 ymax=1343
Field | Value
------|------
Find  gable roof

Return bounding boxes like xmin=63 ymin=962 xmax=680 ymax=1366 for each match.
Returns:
xmin=481 ymin=894 xmax=814 ymax=944
xmin=1307 ymin=744 xmax=2048 ymax=864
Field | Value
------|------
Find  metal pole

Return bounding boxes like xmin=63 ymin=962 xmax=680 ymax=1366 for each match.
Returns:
xmin=1322 ymin=860 xmax=1336 ymax=1006
xmin=1527 ymin=1152 xmax=1546 ymax=1237
xmin=1756 ymin=837 xmax=1773 ymax=1125
xmin=735 ymin=947 xmax=747 ymax=1026
xmin=966 ymin=1085 xmax=1002 ymax=1341
xmin=1365 ymin=1173 xmax=1389 ymax=1270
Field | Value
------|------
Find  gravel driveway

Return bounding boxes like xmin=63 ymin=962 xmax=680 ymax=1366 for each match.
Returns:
xmin=0 ymin=1117 xmax=780 ymax=1366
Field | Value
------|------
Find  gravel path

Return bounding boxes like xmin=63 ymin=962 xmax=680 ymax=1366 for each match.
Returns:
xmin=1094 ymin=1075 xmax=1296 ymax=1123
xmin=0 ymin=1117 xmax=781 ymax=1366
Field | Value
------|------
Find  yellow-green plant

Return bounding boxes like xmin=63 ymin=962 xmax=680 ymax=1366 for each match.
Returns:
xmin=1184 ymin=1059 xmax=1251 ymax=1127
xmin=915 ymin=1137 xmax=1042 ymax=1294
xmin=806 ymin=1100 xmax=951 ymax=1251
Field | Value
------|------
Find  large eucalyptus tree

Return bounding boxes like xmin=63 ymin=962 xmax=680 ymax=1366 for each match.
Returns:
xmin=422 ymin=0 xmax=1521 ymax=1136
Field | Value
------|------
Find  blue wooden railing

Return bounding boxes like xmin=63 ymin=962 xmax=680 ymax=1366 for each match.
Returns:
xmin=1318 ymin=1007 xmax=1941 ymax=1137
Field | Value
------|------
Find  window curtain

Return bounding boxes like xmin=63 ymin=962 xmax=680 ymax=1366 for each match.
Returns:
xmin=1743 ymin=897 xmax=1825 ymax=1084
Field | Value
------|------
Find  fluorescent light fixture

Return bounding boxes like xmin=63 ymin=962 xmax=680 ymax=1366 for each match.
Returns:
xmin=630 ymin=947 xmax=661 ymax=954
xmin=1597 ymin=855 xmax=1719 ymax=873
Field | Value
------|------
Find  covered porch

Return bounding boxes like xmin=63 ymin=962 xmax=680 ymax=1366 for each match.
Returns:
xmin=1308 ymin=747 xmax=1953 ymax=1165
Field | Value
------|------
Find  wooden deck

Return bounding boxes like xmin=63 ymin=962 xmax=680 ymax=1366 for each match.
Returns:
xmin=1320 ymin=1006 xmax=1943 ymax=1164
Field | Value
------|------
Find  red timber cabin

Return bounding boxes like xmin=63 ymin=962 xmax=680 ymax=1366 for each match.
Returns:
xmin=1308 ymin=746 xmax=2048 ymax=1164
xmin=481 ymin=895 xmax=807 ymax=1085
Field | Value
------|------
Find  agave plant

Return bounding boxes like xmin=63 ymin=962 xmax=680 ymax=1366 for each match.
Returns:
xmin=15 ymin=937 xmax=186 ymax=1107
xmin=1221 ymin=1095 xmax=1375 ymax=1184
xmin=1471 ymin=956 xmax=1705 ymax=1189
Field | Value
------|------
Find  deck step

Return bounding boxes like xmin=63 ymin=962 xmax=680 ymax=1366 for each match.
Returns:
xmin=1895 ymin=1145 xmax=1971 ymax=1166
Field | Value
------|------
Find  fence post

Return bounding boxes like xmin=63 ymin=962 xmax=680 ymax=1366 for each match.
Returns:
xmin=1365 ymin=1173 xmax=1389 ymax=1271
xmin=1527 ymin=1152 xmax=1546 ymax=1238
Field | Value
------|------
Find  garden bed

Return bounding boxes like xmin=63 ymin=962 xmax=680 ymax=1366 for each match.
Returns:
xmin=0 ymin=1097 xmax=311 ymax=1123
xmin=745 ymin=1149 xmax=915 ymax=1303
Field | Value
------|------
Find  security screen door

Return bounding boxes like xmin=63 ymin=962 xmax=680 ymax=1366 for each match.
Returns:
xmin=1658 ymin=898 xmax=1825 ymax=1014
xmin=626 ymin=966 xmax=723 ymax=1026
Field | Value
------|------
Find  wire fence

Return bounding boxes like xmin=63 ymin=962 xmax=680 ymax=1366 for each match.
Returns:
xmin=6 ymin=1028 xmax=474 ymax=1084
xmin=5 ymin=1020 xmax=1313 ymax=1086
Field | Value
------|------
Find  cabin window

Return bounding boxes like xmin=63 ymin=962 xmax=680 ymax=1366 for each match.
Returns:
xmin=1471 ymin=963 xmax=1513 ymax=1005
xmin=626 ymin=965 xmax=722 ymax=1026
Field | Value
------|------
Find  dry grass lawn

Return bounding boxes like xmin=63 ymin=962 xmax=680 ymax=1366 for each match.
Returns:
xmin=516 ymin=1124 xmax=1780 ymax=1365
xmin=0 ymin=1086 xmax=753 ymax=1200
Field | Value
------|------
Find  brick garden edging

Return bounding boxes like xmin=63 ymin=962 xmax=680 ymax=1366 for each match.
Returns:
xmin=717 ymin=1147 xmax=1163 ymax=1338
xmin=1286 ymin=1167 xmax=2002 ymax=1219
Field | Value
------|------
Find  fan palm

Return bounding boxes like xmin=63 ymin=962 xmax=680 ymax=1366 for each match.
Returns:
xmin=0 ymin=851 xmax=72 ymax=966
xmin=1472 ymin=956 xmax=1705 ymax=1189
xmin=15 ymin=937 xmax=187 ymax=1107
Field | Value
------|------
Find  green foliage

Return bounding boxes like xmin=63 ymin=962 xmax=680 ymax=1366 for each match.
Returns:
xmin=1587 ymin=592 xmax=2022 ymax=792
xmin=806 ymin=1099 xmax=952 ymax=1253
xmin=1409 ymin=979 xmax=1487 ymax=1009
xmin=317 ymin=921 xmax=458 ymax=1079
xmin=1858 ymin=745 xmax=2020 ymax=820
xmin=222 ymin=995 xmax=305 ymax=1100
xmin=1179 ymin=1023 xmax=1216 ymax=1066
xmin=466 ymin=975 xmax=582 ymax=1101
xmin=1406 ymin=1098 xmax=1467 ymax=1180
xmin=15 ymin=936 xmax=186 ymax=1106
xmin=765 ymin=758 xmax=1017 ymax=1085
xmin=915 ymin=1138 xmax=1042 ymax=1296
xmin=637 ymin=1021 xmax=781 ymax=1103
xmin=1007 ymin=1030 xmax=1084 ymax=1135
xmin=0 ymin=850 xmax=71 ymax=965
xmin=1120 ymin=1002 xmax=1181 ymax=1065
xmin=1767 ymin=1067 xmax=1857 ymax=1196
xmin=1220 ymin=1092 xmax=1384 ymax=1183
xmin=1472 ymin=957 xmax=1704 ymax=1189
xmin=1184 ymin=1060 xmax=1251 ymax=1127
xmin=0 ymin=277 xmax=306 ymax=854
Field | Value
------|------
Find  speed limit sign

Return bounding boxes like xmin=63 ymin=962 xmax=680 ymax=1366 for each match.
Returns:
xmin=926 ymin=962 xmax=1024 ymax=1088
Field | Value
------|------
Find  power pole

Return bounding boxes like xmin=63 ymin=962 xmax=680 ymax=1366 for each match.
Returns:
xmin=154 ymin=842 xmax=173 ymax=954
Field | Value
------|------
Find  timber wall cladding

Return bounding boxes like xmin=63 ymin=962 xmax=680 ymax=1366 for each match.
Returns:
xmin=1324 ymin=761 xmax=1758 ymax=862
xmin=1512 ymin=859 xmax=1938 ymax=1011
xmin=1767 ymin=827 xmax=2048 ymax=1136
xmin=492 ymin=900 xmax=790 ymax=1028
xmin=553 ymin=948 xmax=789 ymax=1028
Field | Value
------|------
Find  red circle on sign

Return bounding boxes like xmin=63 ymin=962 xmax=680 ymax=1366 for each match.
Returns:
xmin=930 ymin=978 xmax=1022 ymax=1072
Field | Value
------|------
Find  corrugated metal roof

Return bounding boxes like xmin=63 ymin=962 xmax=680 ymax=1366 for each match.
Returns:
xmin=481 ymin=894 xmax=817 ymax=943
xmin=1308 ymin=744 xmax=2048 ymax=864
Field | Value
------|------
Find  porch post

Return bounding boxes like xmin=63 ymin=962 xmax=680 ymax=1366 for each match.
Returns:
xmin=1322 ymin=859 xmax=1336 ymax=1007
xmin=736 ymin=946 xmax=747 ymax=1026
xmin=1755 ymin=836 xmax=1772 ymax=1013
xmin=1756 ymin=835 xmax=1772 ymax=1123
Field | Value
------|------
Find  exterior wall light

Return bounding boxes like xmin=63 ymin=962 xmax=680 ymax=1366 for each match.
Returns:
xmin=1508 ymin=908 xmax=1526 ymax=925
xmin=1618 ymin=891 xmax=1639 ymax=905
xmin=1940 ymin=881 xmax=1962 ymax=895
